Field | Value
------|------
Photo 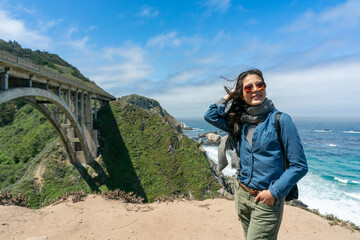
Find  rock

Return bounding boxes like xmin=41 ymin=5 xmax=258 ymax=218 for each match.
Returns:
xmin=198 ymin=131 xmax=217 ymax=138
xmin=203 ymin=153 xmax=235 ymax=198
xmin=286 ymin=199 xmax=308 ymax=208
xmin=218 ymin=187 xmax=234 ymax=200
xmin=205 ymin=132 xmax=221 ymax=145
xmin=180 ymin=122 xmax=193 ymax=130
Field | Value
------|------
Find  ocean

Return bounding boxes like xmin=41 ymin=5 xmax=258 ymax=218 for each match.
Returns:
xmin=178 ymin=117 xmax=360 ymax=226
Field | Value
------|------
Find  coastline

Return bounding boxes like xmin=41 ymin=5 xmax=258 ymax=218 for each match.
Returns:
xmin=1 ymin=194 xmax=359 ymax=240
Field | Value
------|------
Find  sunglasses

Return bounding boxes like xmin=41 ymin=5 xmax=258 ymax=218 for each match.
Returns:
xmin=243 ymin=82 xmax=266 ymax=93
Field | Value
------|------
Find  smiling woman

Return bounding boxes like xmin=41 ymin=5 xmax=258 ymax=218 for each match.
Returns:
xmin=204 ymin=68 xmax=308 ymax=240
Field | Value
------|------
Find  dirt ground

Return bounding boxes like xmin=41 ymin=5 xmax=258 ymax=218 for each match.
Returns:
xmin=1 ymin=195 xmax=359 ymax=240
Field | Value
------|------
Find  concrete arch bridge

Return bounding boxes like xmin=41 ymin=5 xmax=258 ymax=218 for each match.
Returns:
xmin=0 ymin=50 xmax=115 ymax=165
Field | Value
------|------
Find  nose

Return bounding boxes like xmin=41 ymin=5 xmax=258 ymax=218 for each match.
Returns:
xmin=253 ymin=85 xmax=261 ymax=92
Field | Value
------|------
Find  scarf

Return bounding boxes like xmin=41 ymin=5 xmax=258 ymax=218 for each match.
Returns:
xmin=240 ymin=98 xmax=275 ymax=123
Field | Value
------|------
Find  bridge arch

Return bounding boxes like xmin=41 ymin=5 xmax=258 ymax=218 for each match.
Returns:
xmin=0 ymin=87 xmax=93 ymax=164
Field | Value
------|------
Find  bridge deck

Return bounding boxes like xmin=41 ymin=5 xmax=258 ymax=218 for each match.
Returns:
xmin=0 ymin=50 xmax=115 ymax=101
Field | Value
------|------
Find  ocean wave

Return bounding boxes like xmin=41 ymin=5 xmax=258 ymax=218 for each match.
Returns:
xmin=343 ymin=130 xmax=360 ymax=134
xmin=334 ymin=177 xmax=349 ymax=184
xmin=315 ymin=129 xmax=332 ymax=133
xmin=326 ymin=144 xmax=337 ymax=147
xmin=333 ymin=177 xmax=360 ymax=185
xmin=298 ymin=173 xmax=360 ymax=226
xmin=344 ymin=192 xmax=360 ymax=200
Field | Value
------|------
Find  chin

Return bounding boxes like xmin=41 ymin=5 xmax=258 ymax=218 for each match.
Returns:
xmin=251 ymin=99 xmax=265 ymax=106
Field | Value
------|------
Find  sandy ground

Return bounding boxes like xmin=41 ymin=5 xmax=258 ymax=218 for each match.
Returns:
xmin=0 ymin=195 xmax=359 ymax=240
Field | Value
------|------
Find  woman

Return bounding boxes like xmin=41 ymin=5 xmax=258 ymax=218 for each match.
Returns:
xmin=204 ymin=69 xmax=308 ymax=240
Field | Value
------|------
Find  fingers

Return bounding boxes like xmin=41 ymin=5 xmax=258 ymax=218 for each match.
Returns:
xmin=254 ymin=194 xmax=260 ymax=203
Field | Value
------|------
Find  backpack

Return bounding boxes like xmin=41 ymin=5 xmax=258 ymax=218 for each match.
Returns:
xmin=275 ymin=112 xmax=299 ymax=201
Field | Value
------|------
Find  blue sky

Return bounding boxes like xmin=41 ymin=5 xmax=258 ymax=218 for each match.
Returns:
xmin=1 ymin=0 xmax=360 ymax=118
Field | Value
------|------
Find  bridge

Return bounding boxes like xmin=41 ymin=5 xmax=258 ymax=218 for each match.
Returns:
xmin=0 ymin=50 xmax=116 ymax=165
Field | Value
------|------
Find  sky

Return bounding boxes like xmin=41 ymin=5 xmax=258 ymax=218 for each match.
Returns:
xmin=1 ymin=0 xmax=360 ymax=118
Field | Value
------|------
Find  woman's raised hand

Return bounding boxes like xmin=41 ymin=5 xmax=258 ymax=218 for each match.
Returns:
xmin=224 ymin=85 xmax=236 ymax=102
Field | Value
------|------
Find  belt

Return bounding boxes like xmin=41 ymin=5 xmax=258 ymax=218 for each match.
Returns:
xmin=237 ymin=178 xmax=259 ymax=197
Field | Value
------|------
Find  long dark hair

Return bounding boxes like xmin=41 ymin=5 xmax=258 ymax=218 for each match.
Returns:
xmin=224 ymin=68 xmax=265 ymax=140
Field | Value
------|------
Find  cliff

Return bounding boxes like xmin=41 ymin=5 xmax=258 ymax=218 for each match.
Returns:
xmin=95 ymin=95 xmax=219 ymax=202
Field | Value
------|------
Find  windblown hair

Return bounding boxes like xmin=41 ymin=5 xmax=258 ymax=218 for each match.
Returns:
xmin=224 ymin=68 xmax=265 ymax=140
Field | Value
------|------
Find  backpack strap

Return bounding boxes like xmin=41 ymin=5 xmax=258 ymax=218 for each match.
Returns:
xmin=275 ymin=112 xmax=288 ymax=171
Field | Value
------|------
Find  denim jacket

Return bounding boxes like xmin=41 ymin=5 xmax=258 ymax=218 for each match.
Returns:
xmin=204 ymin=100 xmax=308 ymax=200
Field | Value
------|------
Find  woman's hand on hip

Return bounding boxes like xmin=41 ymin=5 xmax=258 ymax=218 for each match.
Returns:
xmin=255 ymin=189 xmax=276 ymax=206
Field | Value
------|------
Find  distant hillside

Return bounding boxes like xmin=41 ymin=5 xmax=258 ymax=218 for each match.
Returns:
xmin=0 ymin=94 xmax=219 ymax=207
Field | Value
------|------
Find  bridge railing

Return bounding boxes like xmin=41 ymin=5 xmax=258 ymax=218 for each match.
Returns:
xmin=0 ymin=50 xmax=115 ymax=100
xmin=0 ymin=50 xmax=18 ymax=63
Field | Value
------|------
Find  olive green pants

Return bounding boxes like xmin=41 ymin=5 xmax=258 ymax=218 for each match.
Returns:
xmin=234 ymin=180 xmax=284 ymax=240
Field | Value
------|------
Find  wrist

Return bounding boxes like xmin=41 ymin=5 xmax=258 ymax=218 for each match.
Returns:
xmin=224 ymin=94 xmax=231 ymax=102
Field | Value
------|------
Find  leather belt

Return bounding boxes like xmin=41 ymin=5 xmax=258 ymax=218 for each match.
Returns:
xmin=237 ymin=178 xmax=259 ymax=197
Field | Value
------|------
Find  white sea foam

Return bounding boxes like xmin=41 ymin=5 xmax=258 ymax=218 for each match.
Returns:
xmin=315 ymin=129 xmax=332 ymax=133
xmin=327 ymin=144 xmax=337 ymax=147
xmin=334 ymin=177 xmax=349 ymax=184
xmin=343 ymin=130 xmax=360 ymax=134
xmin=298 ymin=173 xmax=360 ymax=226
xmin=202 ymin=145 xmax=237 ymax=176
xmin=344 ymin=192 xmax=360 ymax=200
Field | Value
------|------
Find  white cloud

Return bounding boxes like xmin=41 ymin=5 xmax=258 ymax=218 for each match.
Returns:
xmin=148 ymin=81 xmax=226 ymax=118
xmin=86 ymin=25 xmax=97 ymax=32
xmin=167 ymin=68 xmax=208 ymax=85
xmin=196 ymin=53 xmax=222 ymax=65
xmin=0 ymin=10 xmax=50 ymax=49
xmin=146 ymin=32 xmax=203 ymax=55
xmin=203 ymin=0 xmax=231 ymax=13
xmin=266 ymin=60 xmax=360 ymax=117
xmin=87 ymin=44 xmax=154 ymax=90
xmin=65 ymin=27 xmax=78 ymax=39
xmin=319 ymin=0 xmax=360 ymax=27
xmin=147 ymin=32 xmax=181 ymax=49
xmin=62 ymin=36 xmax=90 ymax=51
xmin=138 ymin=5 xmax=159 ymax=18
xmin=282 ymin=0 xmax=360 ymax=34
xmin=37 ymin=19 xmax=63 ymax=32
xmin=147 ymin=58 xmax=360 ymax=118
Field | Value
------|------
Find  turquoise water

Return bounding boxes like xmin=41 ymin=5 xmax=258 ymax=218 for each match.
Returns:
xmin=178 ymin=117 xmax=360 ymax=226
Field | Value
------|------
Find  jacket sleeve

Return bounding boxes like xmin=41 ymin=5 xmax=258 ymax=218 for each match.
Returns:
xmin=269 ymin=113 xmax=308 ymax=200
xmin=203 ymin=98 xmax=232 ymax=132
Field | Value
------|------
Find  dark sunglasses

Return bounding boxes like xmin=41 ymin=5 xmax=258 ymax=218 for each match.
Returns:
xmin=243 ymin=82 xmax=266 ymax=93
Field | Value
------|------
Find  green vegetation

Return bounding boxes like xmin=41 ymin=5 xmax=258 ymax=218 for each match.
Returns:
xmin=0 ymin=39 xmax=89 ymax=82
xmin=0 ymin=100 xmax=56 ymax=188
xmin=0 ymin=100 xmax=93 ymax=208
xmin=0 ymin=95 xmax=219 ymax=208
xmin=97 ymin=95 xmax=219 ymax=202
